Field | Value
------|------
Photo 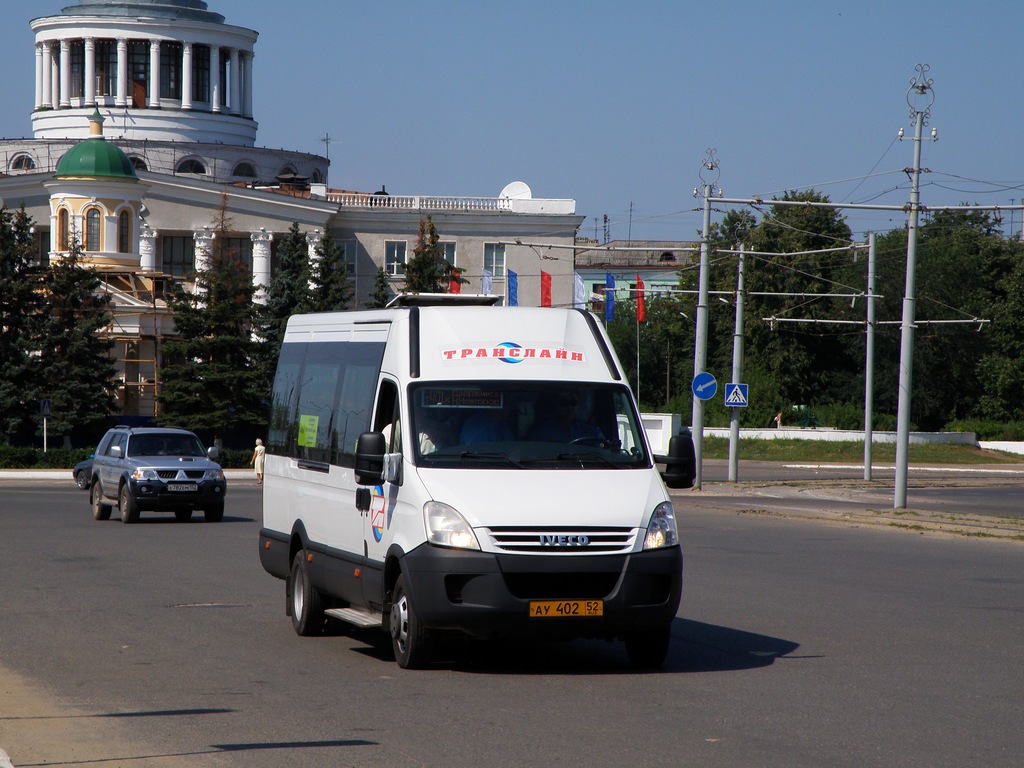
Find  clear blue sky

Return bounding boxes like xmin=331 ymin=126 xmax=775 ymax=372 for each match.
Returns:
xmin=3 ymin=0 xmax=1024 ymax=243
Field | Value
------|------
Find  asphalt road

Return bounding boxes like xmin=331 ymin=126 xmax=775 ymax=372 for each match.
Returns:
xmin=1 ymin=479 xmax=1023 ymax=767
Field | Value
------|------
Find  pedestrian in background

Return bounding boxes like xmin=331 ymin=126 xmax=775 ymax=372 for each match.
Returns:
xmin=249 ymin=438 xmax=265 ymax=484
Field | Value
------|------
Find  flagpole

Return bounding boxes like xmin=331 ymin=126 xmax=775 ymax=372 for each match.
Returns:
xmin=635 ymin=311 xmax=640 ymax=401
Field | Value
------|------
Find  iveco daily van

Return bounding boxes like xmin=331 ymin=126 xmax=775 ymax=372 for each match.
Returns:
xmin=258 ymin=297 xmax=689 ymax=668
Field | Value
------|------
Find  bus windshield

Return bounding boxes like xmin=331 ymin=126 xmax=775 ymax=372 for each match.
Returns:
xmin=409 ymin=380 xmax=651 ymax=470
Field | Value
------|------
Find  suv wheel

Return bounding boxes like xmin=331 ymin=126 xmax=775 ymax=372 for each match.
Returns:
xmin=91 ymin=481 xmax=112 ymax=521
xmin=119 ymin=483 xmax=140 ymax=524
xmin=204 ymin=502 xmax=224 ymax=523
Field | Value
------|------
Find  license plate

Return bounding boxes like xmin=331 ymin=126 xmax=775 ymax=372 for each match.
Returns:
xmin=529 ymin=600 xmax=604 ymax=618
xmin=167 ymin=483 xmax=197 ymax=492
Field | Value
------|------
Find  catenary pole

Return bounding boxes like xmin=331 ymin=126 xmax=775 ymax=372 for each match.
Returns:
xmin=691 ymin=149 xmax=719 ymax=490
xmin=728 ymin=244 xmax=746 ymax=482
xmin=864 ymin=233 xmax=877 ymax=481
xmin=895 ymin=65 xmax=936 ymax=509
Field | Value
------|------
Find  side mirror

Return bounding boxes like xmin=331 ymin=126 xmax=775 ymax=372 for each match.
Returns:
xmin=207 ymin=446 xmax=220 ymax=460
xmin=110 ymin=445 xmax=122 ymax=459
xmin=355 ymin=431 xmax=387 ymax=485
xmin=656 ymin=430 xmax=696 ymax=489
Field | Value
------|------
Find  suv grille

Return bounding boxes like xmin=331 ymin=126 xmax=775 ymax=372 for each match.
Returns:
xmin=485 ymin=526 xmax=636 ymax=554
xmin=156 ymin=470 xmax=206 ymax=480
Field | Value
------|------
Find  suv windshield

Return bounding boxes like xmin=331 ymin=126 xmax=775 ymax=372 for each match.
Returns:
xmin=410 ymin=380 xmax=650 ymax=470
xmin=128 ymin=433 xmax=207 ymax=458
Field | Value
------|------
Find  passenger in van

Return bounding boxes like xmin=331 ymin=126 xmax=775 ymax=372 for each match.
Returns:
xmin=459 ymin=408 xmax=514 ymax=444
xmin=531 ymin=391 xmax=606 ymax=443
xmin=417 ymin=412 xmax=453 ymax=454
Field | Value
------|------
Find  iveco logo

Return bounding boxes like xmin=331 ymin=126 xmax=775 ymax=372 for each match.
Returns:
xmin=540 ymin=534 xmax=591 ymax=547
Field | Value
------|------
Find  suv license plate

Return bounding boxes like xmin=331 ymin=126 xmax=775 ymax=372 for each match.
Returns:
xmin=167 ymin=483 xmax=197 ymax=492
xmin=529 ymin=600 xmax=603 ymax=618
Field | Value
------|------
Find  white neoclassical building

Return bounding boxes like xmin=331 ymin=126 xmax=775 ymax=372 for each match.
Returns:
xmin=0 ymin=0 xmax=585 ymax=422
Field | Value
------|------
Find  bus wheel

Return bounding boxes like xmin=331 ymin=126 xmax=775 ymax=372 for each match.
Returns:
xmin=390 ymin=573 xmax=432 ymax=669
xmin=289 ymin=551 xmax=325 ymax=636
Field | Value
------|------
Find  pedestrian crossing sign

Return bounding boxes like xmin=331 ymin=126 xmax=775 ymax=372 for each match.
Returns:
xmin=725 ymin=383 xmax=749 ymax=407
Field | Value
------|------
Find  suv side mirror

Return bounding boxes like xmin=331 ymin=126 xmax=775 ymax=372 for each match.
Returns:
xmin=207 ymin=446 xmax=220 ymax=460
xmin=110 ymin=445 xmax=122 ymax=459
xmin=354 ymin=431 xmax=386 ymax=485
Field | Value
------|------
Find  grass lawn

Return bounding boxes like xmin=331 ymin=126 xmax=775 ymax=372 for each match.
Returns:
xmin=701 ymin=437 xmax=1023 ymax=465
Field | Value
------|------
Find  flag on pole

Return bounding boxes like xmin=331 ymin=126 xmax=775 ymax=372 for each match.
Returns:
xmin=449 ymin=268 xmax=462 ymax=294
xmin=482 ymin=269 xmax=493 ymax=296
xmin=605 ymin=272 xmax=615 ymax=322
xmin=540 ymin=271 xmax=552 ymax=307
xmin=636 ymin=273 xmax=646 ymax=322
xmin=508 ymin=270 xmax=518 ymax=306
xmin=574 ymin=272 xmax=585 ymax=309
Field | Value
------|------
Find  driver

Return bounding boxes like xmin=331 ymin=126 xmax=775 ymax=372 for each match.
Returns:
xmin=530 ymin=391 xmax=605 ymax=443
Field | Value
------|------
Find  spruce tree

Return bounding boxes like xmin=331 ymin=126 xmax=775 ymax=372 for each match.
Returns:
xmin=157 ymin=196 xmax=264 ymax=445
xmin=31 ymin=237 xmax=118 ymax=448
xmin=366 ymin=266 xmax=392 ymax=308
xmin=304 ymin=231 xmax=354 ymax=313
xmin=0 ymin=206 xmax=41 ymax=444
xmin=404 ymin=216 xmax=458 ymax=293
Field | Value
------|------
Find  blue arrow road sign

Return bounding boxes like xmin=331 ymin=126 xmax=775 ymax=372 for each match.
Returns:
xmin=691 ymin=372 xmax=718 ymax=401
xmin=725 ymin=383 xmax=749 ymax=407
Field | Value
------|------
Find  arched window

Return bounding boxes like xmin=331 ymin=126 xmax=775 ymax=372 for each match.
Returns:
xmin=232 ymin=162 xmax=256 ymax=178
xmin=130 ymin=156 xmax=148 ymax=171
xmin=85 ymin=208 xmax=101 ymax=251
xmin=57 ymin=208 xmax=70 ymax=251
xmin=176 ymin=158 xmax=207 ymax=174
xmin=117 ymin=210 xmax=131 ymax=253
xmin=10 ymin=154 xmax=36 ymax=171
xmin=312 ymin=169 xmax=324 ymax=184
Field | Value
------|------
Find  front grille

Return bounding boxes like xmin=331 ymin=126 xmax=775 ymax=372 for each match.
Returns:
xmin=485 ymin=526 xmax=636 ymax=554
xmin=156 ymin=470 xmax=206 ymax=480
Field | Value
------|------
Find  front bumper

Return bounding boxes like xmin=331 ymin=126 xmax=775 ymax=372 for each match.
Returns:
xmin=400 ymin=544 xmax=682 ymax=640
xmin=128 ymin=478 xmax=226 ymax=510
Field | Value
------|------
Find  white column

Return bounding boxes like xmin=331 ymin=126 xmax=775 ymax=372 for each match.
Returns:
xmin=229 ymin=48 xmax=240 ymax=115
xmin=148 ymin=40 xmax=161 ymax=108
xmin=251 ymin=229 xmax=274 ymax=304
xmin=181 ymin=42 xmax=193 ymax=110
xmin=139 ymin=225 xmax=158 ymax=271
xmin=192 ymin=229 xmax=215 ymax=301
xmin=242 ymin=51 xmax=254 ymax=118
xmin=59 ymin=39 xmax=71 ymax=108
xmin=211 ymin=46 xmax=221 ymax=112
xmin=40 ymin=43 xmax=52 ymax=108
xmin=35 ymin=44 xmax=44 ymax=109
xmin=116 ymin=38 xmax=128 ymax=107
xmin=84 ymin=37 xmax=96 ymax=106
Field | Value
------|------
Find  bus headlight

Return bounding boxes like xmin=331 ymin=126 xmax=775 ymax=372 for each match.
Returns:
xmin=643 ymin=502 xmax=678 ymax=550
xmin=424 ymin=501 xmax=480 ymax=550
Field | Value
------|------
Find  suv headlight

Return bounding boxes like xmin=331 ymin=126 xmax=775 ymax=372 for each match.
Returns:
xmin=204 ymin=469 xmax=224 ymax=480
xmin=424 ymin=501 xmax=480 ymax=550
xmin=130 ymin=468 xmax=158 ymax=481
xmin=643 ymin=501 xmax=678 ymax=550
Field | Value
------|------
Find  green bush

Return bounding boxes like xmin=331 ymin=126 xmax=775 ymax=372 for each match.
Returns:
xmin=945 ymin=420 xmax=1024 ymax=441
xmin=0 ymin=446 xmax=92 ymax=469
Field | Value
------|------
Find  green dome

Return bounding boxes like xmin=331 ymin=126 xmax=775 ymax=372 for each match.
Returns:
xmin=56 ymin=136 xmax=138 ymax=180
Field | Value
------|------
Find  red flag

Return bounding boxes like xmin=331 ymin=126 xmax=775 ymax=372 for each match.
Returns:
xmin=449 ymin=278 xmax=461 ymax=294
xmin=636 ymin=273 xmax=646 ymax=322
xmin=540 ymin=271 xmax=552 ymax=307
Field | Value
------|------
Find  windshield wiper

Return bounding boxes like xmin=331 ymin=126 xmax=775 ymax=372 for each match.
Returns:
xmin=456 ymin=451 xmax=525 ymax=468
xmin=554 ymin=451 xmax=620 ymax=468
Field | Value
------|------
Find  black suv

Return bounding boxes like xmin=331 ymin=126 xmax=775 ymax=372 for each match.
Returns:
xmin=89 ymin=426 xmax=227 ymax=523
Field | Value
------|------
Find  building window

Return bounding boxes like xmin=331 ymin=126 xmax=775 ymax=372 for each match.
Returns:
xmin=484 ymin=243 xmax=505 ymax=278
xmin=128 ymin=41 xmax=149 ymax=108
xmin=232 ymin=162 xmax=256 ymax=178
xmin=176 ymin=158 xmax=207 ymax=174
xmin=160 ymin=42 xmax=183 ymax=100
xmin=57 ymin=209 xmax=70 ymax=251
xmin=192 ymin=45 xmax=210 ymax=102
xmin=85 ymin=209 xmax=101 ymax=251
xmin=95 ymin=40 xmax=117 ymax=97
xmin=129 ymin=156 xmax=148 ymax=171
xmin=162 ymin=236 xmax=196 ymax=277
xmin=117 ymin=211 xmax=131 ymax=254
xmin=223 ymin=237 xmax=254 ymax=274
xmin=9 ymin=154 xmax=35 ymax=171
xmin=385 ymin=241 xmax=406 ymax=276
xmin=70 ymin=41 xmax=85 ymax=99
xmin=441 ymin=242 xmax=456 ymax=266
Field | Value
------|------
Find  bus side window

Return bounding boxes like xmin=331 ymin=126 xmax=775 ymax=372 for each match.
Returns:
xmin=374 ymin=380 xmax=401 ymax=454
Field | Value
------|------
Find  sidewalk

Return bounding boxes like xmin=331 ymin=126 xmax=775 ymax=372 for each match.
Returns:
xmin=0 ymin=469 xmax=254 ymax=481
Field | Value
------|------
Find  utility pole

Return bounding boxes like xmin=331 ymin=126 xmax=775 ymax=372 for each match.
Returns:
xmin=894 ymin=64 xmax=937 ymax=509
xmin=728 ymin=244 xmax=746 ymax=482
xmin=691 ymin=148 xmax=720 ymax=489
xmin=864 ymin=232 xmax=877 ymax=481
xmin=320 ymin=133 xmax=332 ymax=187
